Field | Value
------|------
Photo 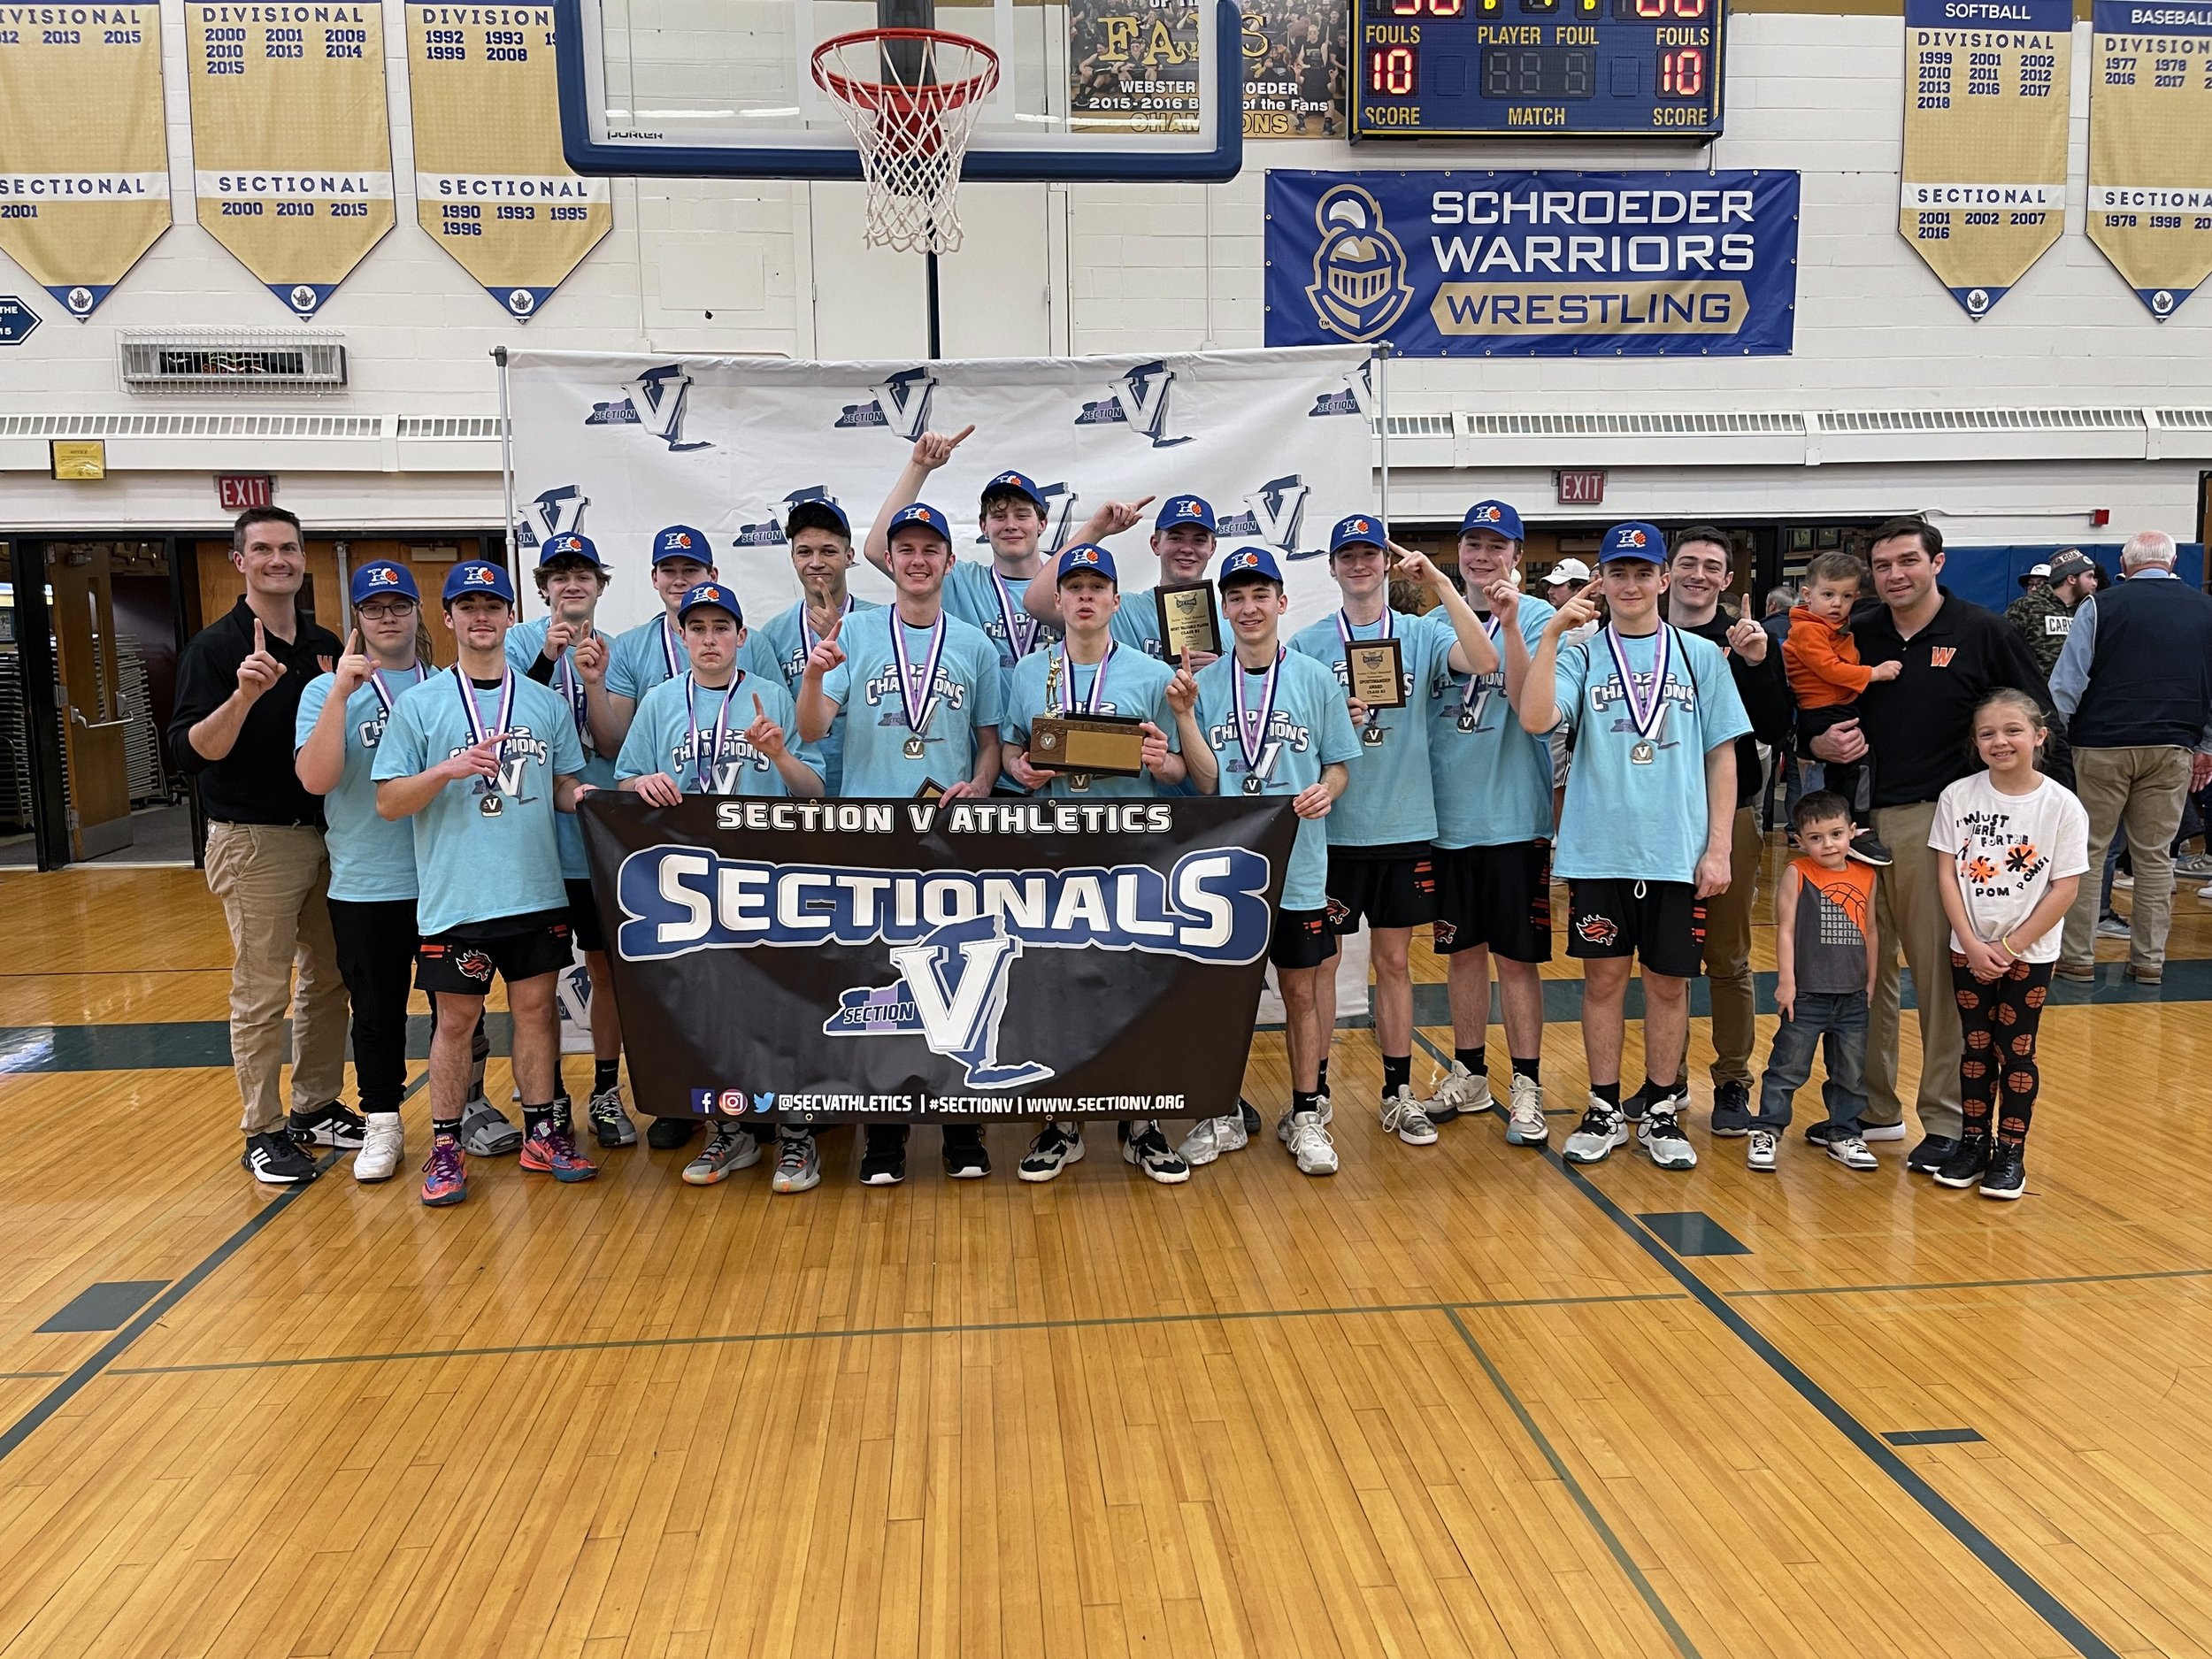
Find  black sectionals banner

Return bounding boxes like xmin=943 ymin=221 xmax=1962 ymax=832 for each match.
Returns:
xmin=581 ymin=794 xmax=1298 ymax=1123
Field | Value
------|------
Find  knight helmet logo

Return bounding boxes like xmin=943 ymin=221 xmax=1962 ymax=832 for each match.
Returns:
xmin=1072 ymin=360 xmax=1195 ymax=449
xmin=823 ymin=913 xmax=1054 ymax=1090
xmin=288 ymin=284 xmax=320 ymax=316
xmin=632 ymin=364 xmax=712 ymax=453
xmin=1305 ymin=184 xmax=1413 ymax=344
xmin=834 ymin=366 xmax=938 ymax=439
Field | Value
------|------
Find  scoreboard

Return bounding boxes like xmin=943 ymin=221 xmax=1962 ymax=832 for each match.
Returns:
xmin=1350 ymin=0 xmax=1727 ymax=140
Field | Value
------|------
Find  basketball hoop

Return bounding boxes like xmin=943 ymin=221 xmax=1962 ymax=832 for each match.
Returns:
xmin=811 ymin=27 xmax=1001 ymax=256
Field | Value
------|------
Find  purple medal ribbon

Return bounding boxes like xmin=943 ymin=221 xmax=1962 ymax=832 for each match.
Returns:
xmin=1604 ymin=623 xmax=1672 ymax=745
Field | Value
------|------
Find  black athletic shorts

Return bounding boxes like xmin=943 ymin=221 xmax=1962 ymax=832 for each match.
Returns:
xmin=1564 ymin=879 xmax=1705 ymax=979
xmin=1432 ymin=841 xmax=1553 ymax=963
xmin=565 ymin=877 xmax=606 ymax=954
xmin=1323 ymin=842 xmax=1436 ymax=933
xmin=417 ymin=909 xmax=572 ymax=995
xmin=1269 ymin=907 xmax=1337 ymax=972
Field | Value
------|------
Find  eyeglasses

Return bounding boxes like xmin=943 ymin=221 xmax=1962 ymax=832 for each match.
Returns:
xmin=357 ymin=601 xmax=416 ymax=622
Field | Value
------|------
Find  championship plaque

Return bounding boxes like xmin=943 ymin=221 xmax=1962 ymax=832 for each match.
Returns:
xmin=1345 ymin=638 xmax=1406 ymax=710
xmin=1154 ymin=582 xmax=1223 ymax=665
xmin=915 ymin=778 xmax=946 ymax=802
xmin=1026 ymin=713 xmax=1149 ymax=778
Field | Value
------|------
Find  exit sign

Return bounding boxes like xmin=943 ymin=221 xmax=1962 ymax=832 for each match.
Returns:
xmin=217 ymin=474 xmax=275 ymax=511
xmin=1555 ymin=470 xmax=1606 ymax=507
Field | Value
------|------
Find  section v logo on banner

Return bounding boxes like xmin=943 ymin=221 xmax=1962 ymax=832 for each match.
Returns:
xmin=2088 ymin=0 xmax=2212 ymax=319
xmin=505 ymin=346 xmax=1379 ymax=640
xmin=1262 ymin=170 xmax=1800 ymax=357
xmin=580 ymin=793 xmax=1299 ymax=1121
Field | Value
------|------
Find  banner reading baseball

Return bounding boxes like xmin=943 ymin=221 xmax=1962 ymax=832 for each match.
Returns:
xmin=185 ymin=0 xmax=396 ymax=317
xmin=2088 ymin=0 xmax=2212 ymax=319
xmin=403 ymin=1 xmax=609 ymax=319
xmin=1898 ymin=0 xmax=2071 ymax=318
xmin=503 ymin=346 xmax=1377 ymax=638
xmin=0 ymin=4 xmax=170 ymax=319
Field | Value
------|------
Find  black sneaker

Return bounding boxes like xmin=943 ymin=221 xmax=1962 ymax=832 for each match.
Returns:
xmin=646 ymin=1116 xmax=701 ymax=1150
xmin=242 ymin=1131 xmax=319 ymax=1186
xmin=1709 ymin=1079 xmax=1753 ymax=1138
xmin=1018 ymin=1121 xmax=1085 ymax=1182
xmin=1621 ymin=1081 xmax=1686 ymax=1125
xmin=289 ymin=1101 xmax=365 ymax=1148
xmin=1978 ymin=1141 xmax=2027 ymax=1200
xmin=1932 ymin=1134 xmax=1990 ymax=1189
xmin=1239 ymin=1097 xmax=1263 ymax=1134
xmin=1907 ymin=1133 xmax=1962 ymax=1174
xmin=1847 ymin=830 xmax=1893 ymax=868
xmin=860 ymin=1126 xmax=908 ymax=1186
xmin=942 ymin=1125 xmax=991 ymax=1179
xmin=1122 ymin=1123 xmax=1191 ymax=1185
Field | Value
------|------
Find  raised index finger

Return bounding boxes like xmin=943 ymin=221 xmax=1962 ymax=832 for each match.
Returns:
xmin=1133 ymin=495 xmax=1157 ymax=512
xmin=253 ymin=618 xmax=266 ymax=652
xmin=753 ymin=693 xmax=767 ymax=720
xmin=347 ymin=629 xmax=362 ymax=656
xmin=948 ymin=423 xmax=976 ymax=448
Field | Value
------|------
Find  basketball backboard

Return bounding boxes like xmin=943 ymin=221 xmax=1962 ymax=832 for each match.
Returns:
xmin=552 ymin=0 xmax=1245 ymax=181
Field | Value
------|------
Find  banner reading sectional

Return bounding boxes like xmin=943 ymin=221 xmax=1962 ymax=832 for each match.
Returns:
xmin=2087 ymin=0 xmax=2212 ymax=319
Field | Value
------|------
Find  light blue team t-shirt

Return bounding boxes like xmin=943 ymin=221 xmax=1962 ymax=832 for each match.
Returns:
xmin=1287 ymin=608 xmax=1450 ymax=848
xmin=613 ymin=671 xmax=820 ymax=796
xmin=1110 ymin=583 xmax=1225 ymax=662
xmin=505 ymin=617 xmax=619 ymax=880
xmin=942 ymin=560 xmax=1061 ymax=679
xmin=819 ymin=606 xmax=1005 ymax=797
xmin=294 ymin=666 xmax=432 ymax=902
xmin=373 ymin=669 xmax=588 ymax=938
xmin=1193 ymin=649 xmax=1362 ymax=913
xmin=1425 ymin=595 xmax=1557 ymax=850
xmin=1550 ymin=625 xmax=1750 ymax=886
xmin=750 ymin=595 xmax=880 ymax=795
xmin=606 ymin=611 xmax=775 ymax=705
xmin=1002 ymin=643 xmax=1179 ymax=800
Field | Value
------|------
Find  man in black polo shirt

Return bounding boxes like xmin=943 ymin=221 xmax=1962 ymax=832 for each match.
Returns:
xmin=168 ymin=507 xmax=357 ymax=1185
xmin=1806 ymin=516 xmax=2047 ymax=1173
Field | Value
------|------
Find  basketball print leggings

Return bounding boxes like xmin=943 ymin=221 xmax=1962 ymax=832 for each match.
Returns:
xmin=1950 ymin=955 xmax=2055 ymax=1145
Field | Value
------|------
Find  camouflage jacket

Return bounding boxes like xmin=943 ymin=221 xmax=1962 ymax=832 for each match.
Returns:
xmin=2005 ymin=586 xmax=2077 ymax=679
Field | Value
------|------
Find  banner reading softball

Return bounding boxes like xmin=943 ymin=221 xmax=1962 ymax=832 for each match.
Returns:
xmin=185 ymin=2 xmax=395 ymax=317
xmin=0 ymin=4 xmax=170 ymax=319
xmin=2088 ymin=0 xmax=2212 ymax=319
xmin=404 ymin=2 xmax=609 ymax=320
xmin=1898 ymin=0 xmax=2071 ymax=318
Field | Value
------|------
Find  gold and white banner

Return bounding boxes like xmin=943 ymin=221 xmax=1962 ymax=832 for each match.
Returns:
xmin=0 ymin=4 xmax=171 ymax=319
xmin=2088 ymin=0 xmax=2212 ymax=318
xmin=1898 ymin=0 xmax=2073 ymax=317
xmin=184 ymin=1 xmax=395 ymax=317
xmin=403 ymin=2 xmax=608 ymax=319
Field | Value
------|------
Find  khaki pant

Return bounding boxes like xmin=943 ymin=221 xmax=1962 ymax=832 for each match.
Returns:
xmin=204 ymin=822 xmax=349 ymax=1135
xmin=1698 ymin=806 xmax=1763 ymax=1087
xmin=2060 ymin=745 xmax=2191 ymax=972
xmin=1865 ymin=800 xmax=1962 ymax=1140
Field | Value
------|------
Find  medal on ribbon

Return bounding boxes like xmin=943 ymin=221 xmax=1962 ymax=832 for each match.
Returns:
xmin=659 ymin=616 xmax=684 ymax=685
xmin=1605 ymin=623 xmax=1671 ymax=765
xmin=685 ymin=672 xmax=741 ymax=794
xmin=1235 ymin=648 xmax=1282 ymax=795
xmin=1340 ymin=607 xmax=1393 ymax=747
xmin=367 ymin=660 xmax=426 ymax=725
xmin=1458 ymin=615 xmax=1501 ymax=733
xmin=992 ymin=571 xmax=1039 ymax=665
xmin=891 ymin=612 xmax=947 ymax=762
xmin=452 ymin=665 xmax=515 ymax=818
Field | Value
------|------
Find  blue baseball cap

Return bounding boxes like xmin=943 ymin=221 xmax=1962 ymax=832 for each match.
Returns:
xmin=980 ymin=470 xmax=1046 ymax=512
xmin=677 ymin=581 xmax=742 ymax=625
xmin=1056 ymin=543 xmax=1118 ymax=588
xmin=884 ymin=502 xmax=952 ymax=546
xmin=443 ymin=560 xmax=515 ymax=604
xmin=1329 ymin=513 xmax=1387 ymax=556
xmin=785 ymin=497 xmax=851 ymax=537
xmin=1459 ymin=501 xmax=1525 ymax=541
xmin=537 ymin=532 xmax=605 ymax=569
xmin=651 ymin=524 xmax=713 ymax=565
xmin=1598 ymin=521 xmax=1666 ymax=565
xmin=349 ymin=561 xmax=419 ymax=605
xmin=1155 ymin=495 xmax=1217 ymax=534
xmin=1217 ymin=545 xmax=1285 ymax=588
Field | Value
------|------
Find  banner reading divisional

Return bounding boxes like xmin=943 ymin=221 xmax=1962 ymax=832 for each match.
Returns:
xmin=405 ymin=2 xmax=608 ymax=319
xmin=1899 ymin=0 xmax=2071 ymax=318
xmin=2089 ymin=0 xmax=2212 ymax=319
xmin=580 ymin=794 xmax=1298 ymax=1123
xmin=185 ymin=2 xmax=395 ymax=317
xmin=0 ymin=4 xmax=169 ymax=319
xmin=1262 ymin=170 xmax=1799 ymax=357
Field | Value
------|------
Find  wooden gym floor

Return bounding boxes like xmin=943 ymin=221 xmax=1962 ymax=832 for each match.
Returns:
xmin=2 ymin=845 xmax=2210 ymax=1658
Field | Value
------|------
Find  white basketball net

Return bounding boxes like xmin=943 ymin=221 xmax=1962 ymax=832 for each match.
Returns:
xmin=811 ymin=30 xmax=1001 ymax=257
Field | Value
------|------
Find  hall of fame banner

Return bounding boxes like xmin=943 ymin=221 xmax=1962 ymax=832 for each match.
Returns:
xmin=403 ymin=2 xmax=609 ymax=319
xmin=1263 ymin=169 xmax=1800 ymax=357
xmin=2088 ymin=0 xmax=2212 ymax=319
xmin=503 ymin=345 xmax=1378 ymax=640
xmin=0 ymin=3 xmax=171 ymax=319
xmin=1898 ymin=0 xmax=2071 ymax=318
xmin=184 ymin=1 xmax=396 ymax=317
xmin=1066 ymin=1 xmax=1346 ymax=139
xmin=580 ymin=793 xmax=1297 ymax=1123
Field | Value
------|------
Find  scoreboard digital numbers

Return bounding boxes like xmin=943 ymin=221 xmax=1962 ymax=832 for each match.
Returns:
xmin=1351 ymin=0 xmax=1727 ymax=139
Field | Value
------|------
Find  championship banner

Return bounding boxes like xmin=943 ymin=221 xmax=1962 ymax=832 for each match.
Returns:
xmin=2087 ymin=0 xmax=2212 ymax=319
xmin=505 ymin=345 xmax=1378 ymax=638
xmin=580 ymin=793 xmax=1298 ymax=1122
xmin=403 ymin=1 xmax=610 ymax=320
xmin=1066 ymin=1 xmax=1347 ymax=138
xmin=184 ymin=0 xmax=396 ymax=317
xmin=1240 ymin=1 xmax=1347 ymax=138
xmin=0 ymin=3 xmax=171 ymax=319
xmin=1898 ymin=0 xmax=2071 ymax=319
xmin=1262 ymin=169 xmax=1800 ymax=357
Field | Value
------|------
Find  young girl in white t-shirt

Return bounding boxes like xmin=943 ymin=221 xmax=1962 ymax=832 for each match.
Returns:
xmin=1928 ymin=688 xmax=2088 ymax=1202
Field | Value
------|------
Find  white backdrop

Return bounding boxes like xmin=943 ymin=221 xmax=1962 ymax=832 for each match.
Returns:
xmin=503 ymin=345 xmax=1379 ymax=638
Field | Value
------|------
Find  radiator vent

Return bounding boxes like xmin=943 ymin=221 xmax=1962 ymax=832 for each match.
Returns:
xmin=119 ymin=329 xmax=347 ymax=393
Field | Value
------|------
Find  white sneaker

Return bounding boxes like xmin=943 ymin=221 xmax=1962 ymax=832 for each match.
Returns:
xmin=355 ymin=1112 xmax=403 ymax=1182
xmin=1638 ymin=1110 xmax=1698 ymax=1171
xmin=1504 ymin=1076 xmax=1547 ymax=1146
xmin=1826 ymin=1135 xmax=1878 ymax=1171
xmin=1425 ymin=1061 xmax=1494 ymax=1121
xmin=1279 ymin=1110 xmax=1340 ymax=1176
xmin=1860 ymin=1123 xmax=1908 ymax=1142
xmin=1563 ymin=1099 xmax=1628 ymax=1164
xmin=1380 ymin=1085 xmax=1439 ymax=1146
xmin=2199 ymin=882 xmax=2212 ymax=901
xmin=1747 ymin=1129 xmax=1778 ymax=1171
xmin=2095 ymin=915 xmax=2132 ymax=941
xmin=1179 ymin=1114 xmax=1248 ymax=1167
xmin=2112 ymin=872 xmax=2134 ymax=891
